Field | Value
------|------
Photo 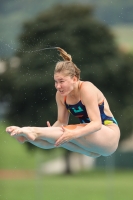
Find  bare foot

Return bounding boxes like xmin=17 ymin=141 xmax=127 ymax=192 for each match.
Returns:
xmin=6 ymin=126 xmax=20 ymax=134
xmin=6 ymin=126 xmax=37 ymax=141
xmin=6 ymin=126 xmax=27 ymax=143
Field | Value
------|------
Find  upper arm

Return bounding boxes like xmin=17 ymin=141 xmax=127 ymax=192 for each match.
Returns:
xmin=56 ymin=92 xmax=70 ymax=125
xmin=80 ymin=83 xmax=101 ymax=124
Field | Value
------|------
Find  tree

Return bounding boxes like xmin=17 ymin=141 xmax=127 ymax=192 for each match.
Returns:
xmin=4 ymin=4 xmax=120 ymax=126
xmin=1 ymin=4 xmax=133 ymax=173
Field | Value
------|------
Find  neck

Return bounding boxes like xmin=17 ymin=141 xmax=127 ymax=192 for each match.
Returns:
xmin=69 ymin=80 xmax=81 ymax=97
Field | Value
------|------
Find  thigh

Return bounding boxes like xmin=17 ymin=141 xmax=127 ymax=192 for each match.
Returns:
xmin=83 ymin=124 xmax=120 ymax=156
xmin=65 ymin=123 xmax=120 ymax=156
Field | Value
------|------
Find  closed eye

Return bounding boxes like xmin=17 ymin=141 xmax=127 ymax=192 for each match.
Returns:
xmin=55 ymin=80 xmax=65 ymax=84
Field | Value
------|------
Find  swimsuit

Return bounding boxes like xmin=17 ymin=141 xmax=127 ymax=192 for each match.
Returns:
xmin=64 ymin=82 xmax=118 ymax=126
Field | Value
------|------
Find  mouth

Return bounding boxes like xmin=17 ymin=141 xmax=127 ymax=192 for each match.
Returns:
xmin=58 ymin=90 xmax=64 ymax=94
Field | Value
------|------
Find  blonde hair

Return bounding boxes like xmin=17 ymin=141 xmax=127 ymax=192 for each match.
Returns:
xmin=54 ymin=47 xmax=81 ymax=79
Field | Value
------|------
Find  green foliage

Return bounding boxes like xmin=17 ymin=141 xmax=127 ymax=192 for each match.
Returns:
xmin=112 ymin=24 xmax=133 ymax=52
xmin=1 ymin=4 xmax=133 ymax=143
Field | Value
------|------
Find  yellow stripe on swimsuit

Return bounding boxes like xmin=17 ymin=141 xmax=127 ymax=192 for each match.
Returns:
xmin=104 ymin=120 xmax=114 ymax=125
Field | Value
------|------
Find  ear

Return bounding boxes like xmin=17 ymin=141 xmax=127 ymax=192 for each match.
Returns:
xmin=73 ymin=76 xmax=78 ymax=82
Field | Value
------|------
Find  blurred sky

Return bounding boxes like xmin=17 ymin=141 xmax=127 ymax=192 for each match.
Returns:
xmin=0 ymin=0 xmax=133 ymax=57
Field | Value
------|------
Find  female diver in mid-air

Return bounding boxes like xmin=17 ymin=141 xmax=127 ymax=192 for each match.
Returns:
xmin=6 ymin=47 xmax=120 ymax=158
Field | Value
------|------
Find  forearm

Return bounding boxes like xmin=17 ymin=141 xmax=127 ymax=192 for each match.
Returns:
xmin=74 ymin=121 xmax=102 ymax=138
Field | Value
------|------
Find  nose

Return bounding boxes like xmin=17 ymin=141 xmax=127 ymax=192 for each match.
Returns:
xmin=55 ymin=83 xmax=61 ymax=89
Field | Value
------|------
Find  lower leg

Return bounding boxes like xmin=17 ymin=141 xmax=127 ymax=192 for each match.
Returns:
xmin=29 ymin=139 xmax=55 ymax=149
xmin=12 ymin=133 xmax=100 ymax=157
xmin=29 ymin=138 xmax=100 ymax=157
xmin=62 ymin=142 xmax=100 ymax=157
xmin=6 ymin=126 xmax=101 ymax=157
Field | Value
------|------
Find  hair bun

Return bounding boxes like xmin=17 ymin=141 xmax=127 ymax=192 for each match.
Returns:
xmin=56 ymin=47 xmax=72 ymax=61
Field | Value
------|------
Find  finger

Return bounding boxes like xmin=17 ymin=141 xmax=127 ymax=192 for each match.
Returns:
xmin=55 ymin=138 xmax=62 ymax=146
xmin=61 ymin=125 xmax=65 ymax=132
xmin=55 ymin=137 xmax=66 ymax=147
xmin=47 ymin=121 xmax=51 ymax=127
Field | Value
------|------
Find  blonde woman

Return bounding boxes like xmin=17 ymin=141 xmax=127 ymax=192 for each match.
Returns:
xmin=6 ymin=48 xmax=120 ymax=158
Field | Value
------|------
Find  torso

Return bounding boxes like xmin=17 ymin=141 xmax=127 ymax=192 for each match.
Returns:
xmin=63 ymin=81 xmax=117 ymax=125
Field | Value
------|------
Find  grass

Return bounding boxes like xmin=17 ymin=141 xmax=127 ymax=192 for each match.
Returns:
xmin=0 ymin=121 xmax=64 ymax=170
xmin=0 ymin=121 xmax=39 ymax=169
xmin=0 ymin=170 xmax=133 ymax=200
xmin=1 ymin=122 xmax=133 ymax=200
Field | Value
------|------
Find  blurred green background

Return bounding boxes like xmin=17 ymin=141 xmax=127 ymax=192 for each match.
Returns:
xmin=0 ymin=0 xmax=133 ymax=200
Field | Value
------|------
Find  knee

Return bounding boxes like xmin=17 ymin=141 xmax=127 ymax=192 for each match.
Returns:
xmin=102 ymin=148 xmax=117 ymax=157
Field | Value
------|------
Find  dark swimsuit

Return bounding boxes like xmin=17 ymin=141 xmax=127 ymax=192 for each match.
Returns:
xmin=64 ymin=83 xmax=118 ymax=125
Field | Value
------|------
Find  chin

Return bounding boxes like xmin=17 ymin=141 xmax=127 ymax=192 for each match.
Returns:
xmin=59 ymin=91 xmax=68 ymax=96
xmin=60 ymin=92 xmax=66 ymax=96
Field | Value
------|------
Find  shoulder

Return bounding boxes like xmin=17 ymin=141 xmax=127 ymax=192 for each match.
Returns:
xmin=80 ymin=81 xmax=105 ymax=105
xmin=80 ymin=81 xmax=99 ymax=103
xmin=80 ymin=81 xmax=97 ymax=93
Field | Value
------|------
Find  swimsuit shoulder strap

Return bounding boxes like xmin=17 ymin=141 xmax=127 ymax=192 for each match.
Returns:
xmin=79 ymin=81 xmax=84 ymax=90
xmin=99 ymin=100 xmax=104 ymax=105
xmin=78 ymin=81 xmax=84 ymax=104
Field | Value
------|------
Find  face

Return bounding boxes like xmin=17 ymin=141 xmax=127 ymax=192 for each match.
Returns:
xmin=54 ymin=72 xmax=77 ymax=96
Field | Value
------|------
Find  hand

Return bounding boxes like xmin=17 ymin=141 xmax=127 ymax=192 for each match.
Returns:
xmin=55 ymin=126 xmax=74 ymax=147
xmin=47 ymin=121 xmax=51 ymax=127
